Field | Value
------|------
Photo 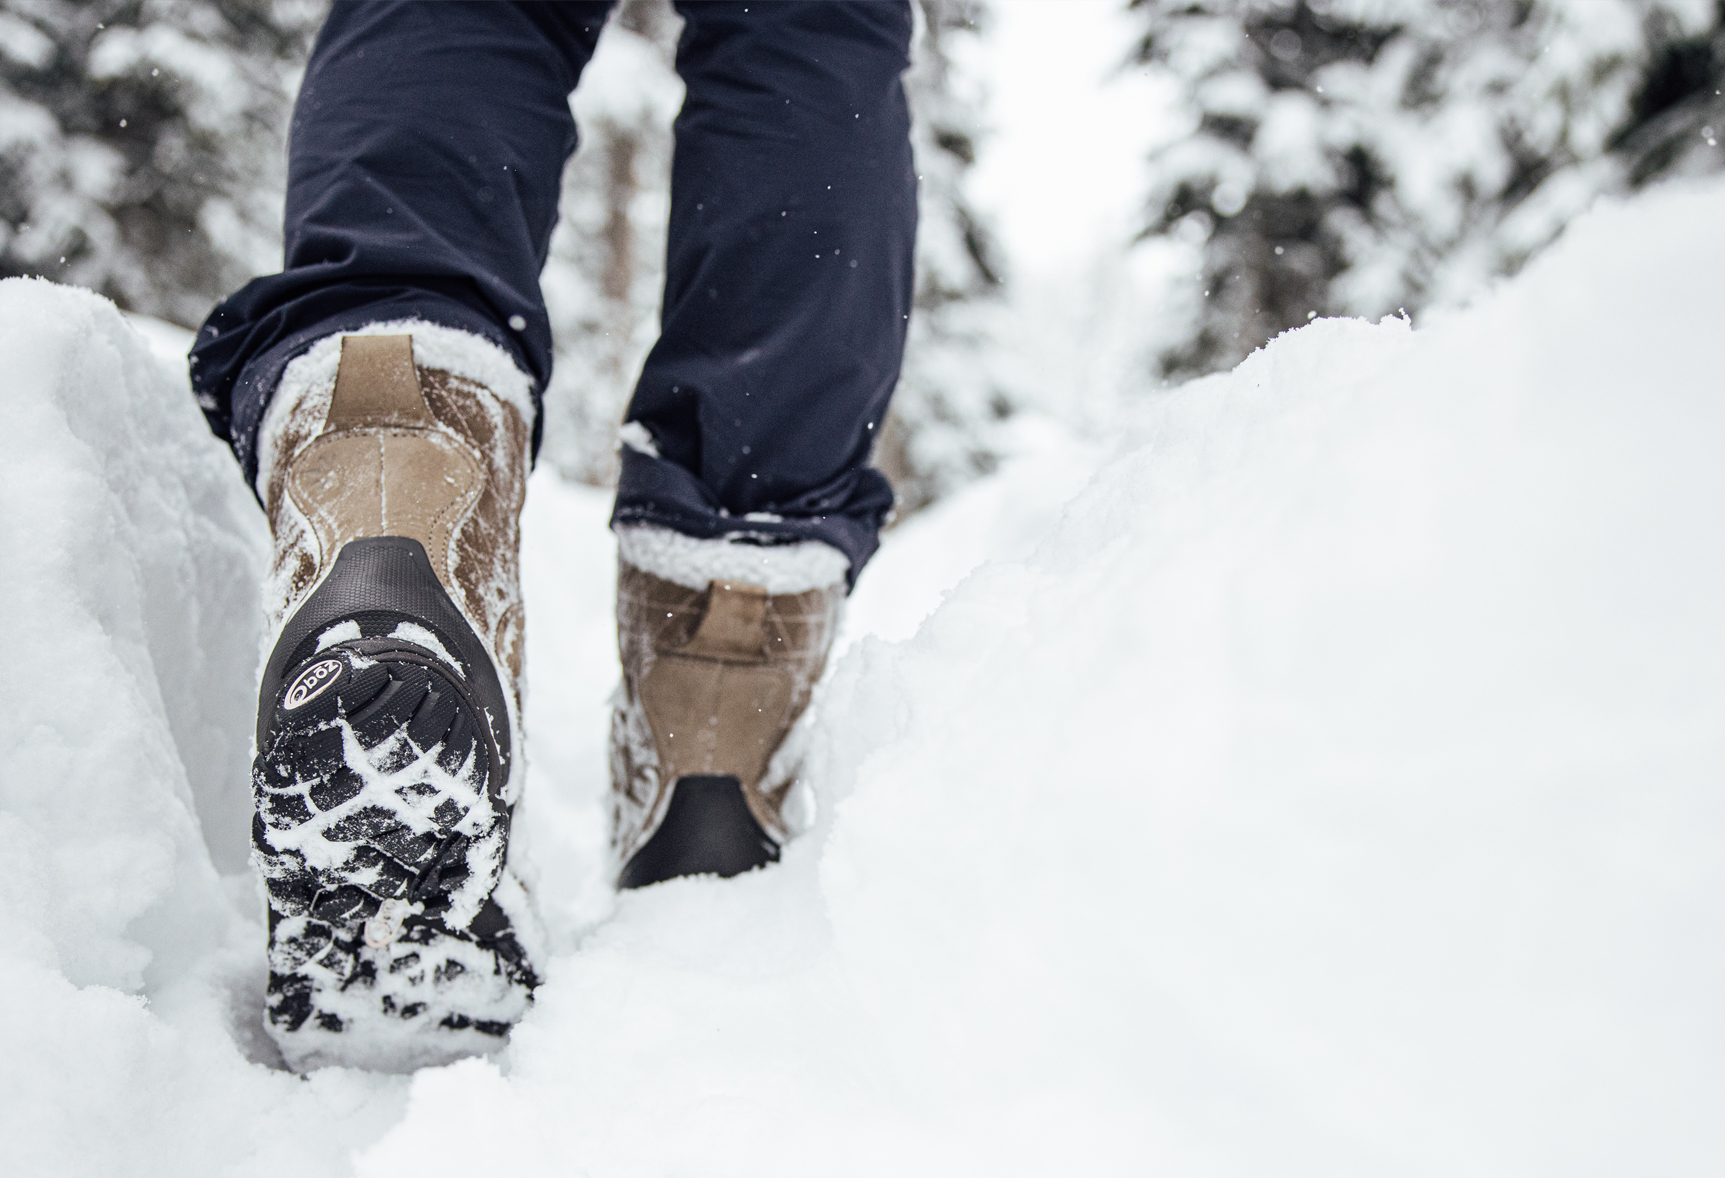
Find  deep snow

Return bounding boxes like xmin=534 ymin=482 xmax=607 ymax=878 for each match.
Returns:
xmin=3 ymin=177 xmax=1725 ymax=1176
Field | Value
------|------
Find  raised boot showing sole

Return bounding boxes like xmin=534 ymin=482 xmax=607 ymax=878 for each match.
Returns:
xmin=609 ymin=529 xmax=846 ymax=888
xmin=252 ymin=331 xmax=538 ymax=1072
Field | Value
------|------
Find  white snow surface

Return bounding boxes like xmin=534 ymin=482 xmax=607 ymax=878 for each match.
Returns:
xmin=4 ymin=177 xmax=1725 ymax=1175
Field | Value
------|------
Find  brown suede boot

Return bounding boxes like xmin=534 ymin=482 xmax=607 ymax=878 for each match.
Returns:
xmin=250 ymin=329 xmax=540 ymax=1072
xmin=610 ymin=529 xmax=846 ymax=887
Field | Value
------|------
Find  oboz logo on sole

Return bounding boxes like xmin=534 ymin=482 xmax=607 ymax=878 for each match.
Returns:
xmin=283 ymin=659 xmax=343 ymax=710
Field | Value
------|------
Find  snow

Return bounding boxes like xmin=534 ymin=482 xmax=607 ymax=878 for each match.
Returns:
xmin=385 ymin=623 xmax=464 ymax=679
xmin=4 ymin=172 xmax=1725 ymax=1173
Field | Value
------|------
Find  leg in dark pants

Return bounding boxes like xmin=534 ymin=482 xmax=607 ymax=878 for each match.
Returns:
xmin=191 ymin=0 xmax=614 ymax=489
xmin=613 ymin=1 xmax=918 ymax=582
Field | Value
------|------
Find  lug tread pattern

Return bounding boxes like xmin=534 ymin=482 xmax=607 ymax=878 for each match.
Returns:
xmin=254 ymin=638 xmax=535 ymax=1050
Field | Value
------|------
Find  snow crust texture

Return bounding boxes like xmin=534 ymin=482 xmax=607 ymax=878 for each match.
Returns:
xmin=4 ymin=177 xmax=1725 ymax=1175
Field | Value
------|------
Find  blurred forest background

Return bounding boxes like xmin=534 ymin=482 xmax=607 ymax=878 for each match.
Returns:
xmin=2 ymin=0 xmax=1721 ymax=518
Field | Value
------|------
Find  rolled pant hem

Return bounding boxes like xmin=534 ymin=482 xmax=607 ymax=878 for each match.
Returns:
xmin=611 ymin=451 xmax=894 ymax=592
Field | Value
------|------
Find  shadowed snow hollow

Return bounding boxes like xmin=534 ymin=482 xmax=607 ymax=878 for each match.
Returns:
xmin=3 ymin=176 xmax=1724 ymax=1177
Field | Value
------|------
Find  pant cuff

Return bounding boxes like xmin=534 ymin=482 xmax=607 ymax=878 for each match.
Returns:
xmin=610 ymin=448 xmax=894 ymax=591
xmin=614 ymin=523 xmax=849 ymax=595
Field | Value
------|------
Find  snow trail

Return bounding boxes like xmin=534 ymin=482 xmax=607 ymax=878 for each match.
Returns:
xmin=3 ymin=178 xmax=1725 ymax=1175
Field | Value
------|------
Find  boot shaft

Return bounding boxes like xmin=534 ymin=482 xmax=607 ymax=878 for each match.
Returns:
xmin=612 ymin=553 xmax=844 ymax=877
xmin=252 ymin=330 xmax=540 ymax=1071
xmin=263 ymin=333 xmax=531 ymax=702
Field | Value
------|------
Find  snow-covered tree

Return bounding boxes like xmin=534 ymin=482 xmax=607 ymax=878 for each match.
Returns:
xmin=0 ymin=0 xmax=317 ymax=326
xmin=1133 ymin=0 xmax=1725 ymax=380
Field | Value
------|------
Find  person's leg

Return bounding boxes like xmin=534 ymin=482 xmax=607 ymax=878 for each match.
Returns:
xmin=612 ymin=0 xmax=918 ymax=582
xmin=192 ymin=0 xmax=614 ymax=491
xmin=197 ymin=1 xmax=612 ymax=1072
xmin=609 ymin=2 xmax=917 ymax=887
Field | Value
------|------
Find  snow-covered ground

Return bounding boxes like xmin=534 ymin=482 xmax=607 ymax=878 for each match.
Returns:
xmin=5 ymin=173 xmax=1725 ymax=1174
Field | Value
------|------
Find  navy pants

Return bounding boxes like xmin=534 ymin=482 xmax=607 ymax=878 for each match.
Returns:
xmin=192 ymin=1 xmax=916 ymax=581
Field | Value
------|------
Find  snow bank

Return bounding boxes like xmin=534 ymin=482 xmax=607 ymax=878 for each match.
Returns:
xmin=6 ymin=175 xmax=1725 ymax=1177
xmin=0 ymin=284 xmax=257 ymax=989
xmin=362 ymin=180 xmax=1725 ymax=1177
xmin=810 ymin=185 xmax=1725 ymax=1172
xmin=0 ymin=284 xmax=406 ymax=1175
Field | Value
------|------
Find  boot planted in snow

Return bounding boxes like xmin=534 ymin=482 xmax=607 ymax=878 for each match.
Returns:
xmin=610 ymin=527 xmax=846 ymax=888
xmin=251 ymin=330 xmax=540 ymax=1072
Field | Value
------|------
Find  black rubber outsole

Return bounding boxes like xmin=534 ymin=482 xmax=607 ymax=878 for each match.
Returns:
xmin=256 ymin=637 xmax=535 ymax=1037
xmin=618 ymin=774 xmax=780 ymax=889
xmin=255 ymin=640 xmax=494 ymax=925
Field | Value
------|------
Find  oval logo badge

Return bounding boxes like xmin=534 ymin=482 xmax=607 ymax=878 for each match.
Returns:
xmin=283 ymin=658 xmax=343 ymax=711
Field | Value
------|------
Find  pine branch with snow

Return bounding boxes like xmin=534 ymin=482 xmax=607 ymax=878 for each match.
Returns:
xmin=1133 ymin=0 xmax=1725 ymax=380
xmin=0 ymin=0 xmax=319 ymax=325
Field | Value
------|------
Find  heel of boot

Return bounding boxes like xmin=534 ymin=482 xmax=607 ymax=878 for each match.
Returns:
xmin=618 ymin=775 xmax=780 ymax=889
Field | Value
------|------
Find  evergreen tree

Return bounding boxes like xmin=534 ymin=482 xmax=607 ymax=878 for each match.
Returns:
xmin=1132 ymin=0 xmax=1725 ymax=380
xmin=0 ymin=0 xmax=317 ymax=326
